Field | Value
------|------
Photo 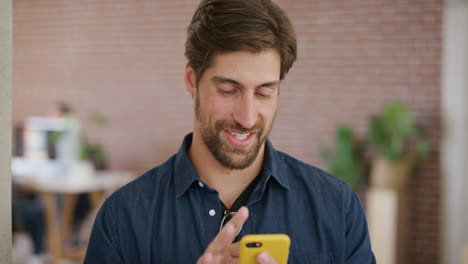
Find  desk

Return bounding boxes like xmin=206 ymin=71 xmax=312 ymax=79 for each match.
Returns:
xmin=12 ymin=162 xmax=134 ymax=263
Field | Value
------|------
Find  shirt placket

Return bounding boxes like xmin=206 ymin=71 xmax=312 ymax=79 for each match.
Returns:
xmin=196 ymin=180 xmax=223 ymax=247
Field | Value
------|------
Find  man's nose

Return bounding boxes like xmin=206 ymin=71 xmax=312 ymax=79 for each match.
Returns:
xmin=233 ymin=94 xmax=258 ymax=130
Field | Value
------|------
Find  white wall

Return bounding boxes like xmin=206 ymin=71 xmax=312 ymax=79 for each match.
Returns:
xmin=441 ymin=0 xmax=468 ymax=263
xmin=0 ymin=0 xmax=12 ymax=263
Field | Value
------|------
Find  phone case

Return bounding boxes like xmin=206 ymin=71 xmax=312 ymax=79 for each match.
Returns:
xmin=239 ymin=234 xmax=290 ymax=264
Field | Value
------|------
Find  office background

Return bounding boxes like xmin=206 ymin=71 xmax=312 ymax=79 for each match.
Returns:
xmin=6 ymin=0 xmax=457 ymax=263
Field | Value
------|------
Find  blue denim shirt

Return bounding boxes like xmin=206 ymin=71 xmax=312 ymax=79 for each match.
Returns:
xmin=84 ymin=133 xmax=375 ymax=263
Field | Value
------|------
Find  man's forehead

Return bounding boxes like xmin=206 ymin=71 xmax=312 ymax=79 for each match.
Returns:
xmin=204 ymin=49 xmax=281 ymax=84
xmin=210 ymin=75 xmax=280 ymax=89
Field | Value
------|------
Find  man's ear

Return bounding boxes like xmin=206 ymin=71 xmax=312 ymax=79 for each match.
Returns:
xmin=184 ymin=64 xmax=197 ymax=98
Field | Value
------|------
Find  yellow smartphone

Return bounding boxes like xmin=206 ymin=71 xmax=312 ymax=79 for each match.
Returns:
xmin=239 ymin=234 xmax=290 ymax=264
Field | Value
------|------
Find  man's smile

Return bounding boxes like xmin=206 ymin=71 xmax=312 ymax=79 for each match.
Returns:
xmin=224 ymin=130 xmax=256 ymax=149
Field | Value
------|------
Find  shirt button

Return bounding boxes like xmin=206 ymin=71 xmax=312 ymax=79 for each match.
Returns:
xmin=198 ymin=181 xmax=204 ymax=188
xmin=209 ymin=209 xmax=216 ymax=216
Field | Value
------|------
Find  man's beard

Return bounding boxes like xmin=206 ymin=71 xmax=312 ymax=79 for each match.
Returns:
xmin=195 ymin=93 xmax=273 ymax=170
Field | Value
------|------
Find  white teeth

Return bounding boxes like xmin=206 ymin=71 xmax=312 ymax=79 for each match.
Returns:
xmin=230 ymin=132 xmax=250 ymax=141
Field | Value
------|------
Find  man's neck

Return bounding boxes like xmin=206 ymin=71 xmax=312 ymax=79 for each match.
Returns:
xmin=188 ymin=131 xmax=265 ymax=208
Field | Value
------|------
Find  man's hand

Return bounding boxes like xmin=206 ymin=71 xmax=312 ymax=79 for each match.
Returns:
xmin=196 ymin=206 xmax=282 ymax=264
xmin=257 ymin=252 xmax=279 ymax=264
xmin=197 ymin=207 xmax=249 ymax=264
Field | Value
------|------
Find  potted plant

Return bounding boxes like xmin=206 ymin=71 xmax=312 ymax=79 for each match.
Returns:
xmin=319 ymin=125 xmax=367 ymax=191
xmin=368 ymin=102 xmax=429 ymax=190
xmin=80 ymin=112 xmax=110 ymax=171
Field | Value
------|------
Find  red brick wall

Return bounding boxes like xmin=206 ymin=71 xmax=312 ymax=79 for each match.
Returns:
xmin=13 ymin=0 xmax=442 ymax=263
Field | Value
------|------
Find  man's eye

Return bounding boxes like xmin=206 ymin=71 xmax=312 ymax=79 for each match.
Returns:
xmin=218 ymin=88 xmax=236 ymax=95
xmin=256 ymin=88 xmax=274 ymax=98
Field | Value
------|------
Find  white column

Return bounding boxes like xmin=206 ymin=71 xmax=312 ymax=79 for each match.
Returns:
xmin=367 ymin=188 xmax=398 ymax=264
xmin=0 ymin=0 xmax=12 ymax=263
xmin=441 ymin=0 xmax=468 ymax=263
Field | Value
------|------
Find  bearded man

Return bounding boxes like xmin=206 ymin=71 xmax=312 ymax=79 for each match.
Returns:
xmin=85 ymin=0 xmax=375 ymax=263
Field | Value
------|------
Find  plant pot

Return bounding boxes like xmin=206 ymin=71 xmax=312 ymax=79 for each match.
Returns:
xmin=370 ymin=154 xmax=414 ymax=190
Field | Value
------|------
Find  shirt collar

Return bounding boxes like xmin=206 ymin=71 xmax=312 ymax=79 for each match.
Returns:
xmin=173 ymin=133 xmax=290 ymax=198
xmin=174 ymin=134 xmax=201 ymax=198
xmin=261 ymin=139 xmax=290 ymax=190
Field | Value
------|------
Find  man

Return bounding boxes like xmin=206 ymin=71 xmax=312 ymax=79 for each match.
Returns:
xmin=84 ymin=0 xmax=375 ymax=263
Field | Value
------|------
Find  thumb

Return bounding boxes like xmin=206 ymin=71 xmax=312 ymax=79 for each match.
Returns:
xmin=257 ymin=252 xmax=278 ymax=264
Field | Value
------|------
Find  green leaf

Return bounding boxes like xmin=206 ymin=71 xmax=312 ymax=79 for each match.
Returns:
xmin=369 ymin=102 xmax=428 ymax=162
xmin=318 ymin=125 xmax=365 ymax=191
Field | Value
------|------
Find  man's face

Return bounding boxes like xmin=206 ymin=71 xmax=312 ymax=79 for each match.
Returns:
xmin=191 ymin=49 xmax=280 ymax=170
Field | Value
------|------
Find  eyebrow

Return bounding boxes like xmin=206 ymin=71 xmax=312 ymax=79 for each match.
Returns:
xmin=211 ymin=76 xmax=280 ymax=89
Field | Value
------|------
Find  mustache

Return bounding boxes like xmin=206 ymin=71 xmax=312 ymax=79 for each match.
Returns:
xmin=215 ymin=120 xmax=263 ymax=133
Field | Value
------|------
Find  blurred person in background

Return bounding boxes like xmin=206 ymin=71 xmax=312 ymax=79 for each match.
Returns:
xmin=85 ymin=0 xmax=375 ymax=263
xmin=54 ymin=102 xmax=81 ymax=171
xmin=12 ymin=187 xmax=46 ymax=264
xmin=12 ymin=102 xmax=89 ymax=263
xmin=54 ymin=102 xmax=91 ymax=242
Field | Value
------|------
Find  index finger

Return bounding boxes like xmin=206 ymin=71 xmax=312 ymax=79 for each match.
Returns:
xmin=205 ymin=206 xmax=249 ymax=254
xmin=228 ymin=242 xmax=240 ymax=258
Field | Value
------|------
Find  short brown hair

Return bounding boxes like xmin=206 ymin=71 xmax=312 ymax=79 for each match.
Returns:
xmin=185 ymin=0 xmax=297 ymax=84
